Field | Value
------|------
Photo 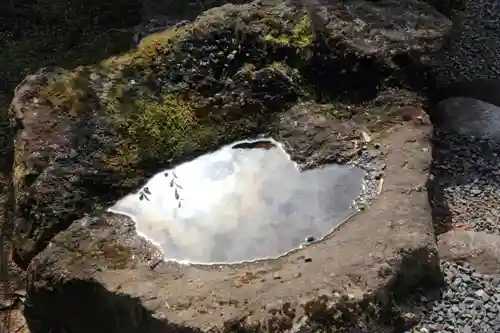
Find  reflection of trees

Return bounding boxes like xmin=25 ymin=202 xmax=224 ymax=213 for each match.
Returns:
xmin=138 ymin=186 xmax=151 ymax=201
xmin=138 ymin=169 xmax=184 ymax=207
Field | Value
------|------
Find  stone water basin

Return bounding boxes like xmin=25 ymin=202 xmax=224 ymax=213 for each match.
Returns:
xmin=109 ymin=138 xmax=367 ymax=264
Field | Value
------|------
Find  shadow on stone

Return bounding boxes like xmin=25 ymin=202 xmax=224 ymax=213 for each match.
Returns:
xmin=428 ymin=79 xmax=500 ymax=110
xmin=23 ymin=262 xmax=442 ymax=333
xmin=24 ymin=279 xmax=202 ymax=333
xmin=386 ymin=248 xmax=444 ymax=302
xmin=426 ymin=130 xmax=454 ymax=235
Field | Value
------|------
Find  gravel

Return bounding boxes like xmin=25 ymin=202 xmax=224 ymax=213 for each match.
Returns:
xmin=349 ymin=148 xmax=386 ymax=211
xmin=410 ymin=260 xmax=500 ymax=333
xmin=408 ymin=119 xmax=500 ymax=333
xmin=445 ymin=184 xmax=500 ymax=233
xmin=430 ymin=129 xmax=500 ymax=234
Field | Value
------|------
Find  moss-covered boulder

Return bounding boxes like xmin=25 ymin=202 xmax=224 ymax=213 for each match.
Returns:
xmin=7 ymin=0 xmax=455 ymax=331
xmin=10 ymin=0 xmax=449 ymax=269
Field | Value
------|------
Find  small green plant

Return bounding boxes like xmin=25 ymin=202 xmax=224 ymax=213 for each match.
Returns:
xmin=292 ymin=14 xmax=315 ymax=48
xmin=262 ymin=14 xmax=314 ymax=49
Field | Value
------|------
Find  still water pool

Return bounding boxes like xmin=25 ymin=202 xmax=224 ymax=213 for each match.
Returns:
xmin=109 ymin=138 xmax=366 ymax=264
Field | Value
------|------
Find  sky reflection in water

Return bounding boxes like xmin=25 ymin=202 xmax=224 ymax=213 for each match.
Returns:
xmin=109 ymin=139 xmax=366 ymax=264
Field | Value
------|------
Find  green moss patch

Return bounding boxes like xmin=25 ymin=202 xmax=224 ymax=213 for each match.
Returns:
xmin=38 ymin=67 xmax=95 ymax=117
xmin=262 ymin=14 xmax=315 ymax=49
xmin=28 ymin=6 xmax=313 ymax=176
xmin=101 ymin=27 xmax=187 ymax=76
xmin=104 ymin=87 xmax=211 ymax=165
xmin=102 ymin=83 xmax=268 ymax=172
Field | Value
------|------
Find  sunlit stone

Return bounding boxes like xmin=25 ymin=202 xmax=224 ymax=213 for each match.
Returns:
xmin=109 ymin=138 xmax=366 ymax=264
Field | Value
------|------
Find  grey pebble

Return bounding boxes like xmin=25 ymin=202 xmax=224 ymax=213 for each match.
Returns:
xmin=414 ymin=128 xmax=500 ymax=331
xmin=412 ymin=261 xmax=500 ymax=332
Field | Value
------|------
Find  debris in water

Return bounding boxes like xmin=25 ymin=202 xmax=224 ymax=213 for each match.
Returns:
xmin=232 ymin=140 xmax=277 ymax=150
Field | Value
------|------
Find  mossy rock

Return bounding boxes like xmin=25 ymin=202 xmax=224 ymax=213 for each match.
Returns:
xmin=11 ymin=2 xmax=308 ymax=267
xmin=11 ymin=0 xmax=450 ymax=268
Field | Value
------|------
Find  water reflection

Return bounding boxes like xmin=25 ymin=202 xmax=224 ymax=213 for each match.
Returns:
xmin=109 ymin=138 xmax=366 ymax=264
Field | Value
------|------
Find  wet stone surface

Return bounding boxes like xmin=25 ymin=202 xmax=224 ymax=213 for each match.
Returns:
xmin=109 ymin=138 xmax=377 ymax=264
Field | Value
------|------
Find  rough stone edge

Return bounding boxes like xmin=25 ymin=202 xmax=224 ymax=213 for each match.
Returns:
xmin=24 ymin=245 xmax=441 ymax=333
xmin=438 ymin=230 xmax=500 ymax=275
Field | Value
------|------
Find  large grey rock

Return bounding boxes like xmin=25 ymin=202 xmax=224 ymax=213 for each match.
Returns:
xmin=11 ymin=0 xmax=450 ymax=331
xmin=10 ymin=0 xmax=450 ymax=270
xmin=24 ymin=117 xmax=439 ymax=333
xmin=432 ymin=97 xmax=500 ymax=139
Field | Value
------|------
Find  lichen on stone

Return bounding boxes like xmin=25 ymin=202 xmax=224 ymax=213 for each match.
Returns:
xmin=91 ymin=241 xmax=133 ymax=270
